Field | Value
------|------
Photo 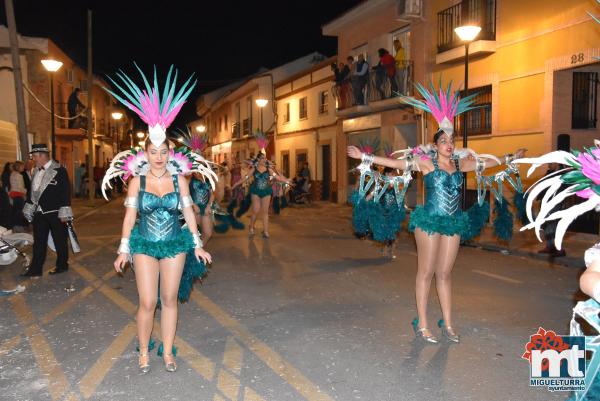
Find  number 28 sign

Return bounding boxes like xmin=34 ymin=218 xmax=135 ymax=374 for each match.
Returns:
xmin=571 ymin=53 xmax=585 ymax=64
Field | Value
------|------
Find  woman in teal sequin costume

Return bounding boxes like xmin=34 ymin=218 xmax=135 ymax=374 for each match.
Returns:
xmin=232 ymin=153 xmax=292 ymax=238
xmin=114 ymin=141 xmax=212 ymax=373
xmin=189 ymin=173 xmax=215 ymax=244
xmin=348 ymin=131 xmax=525 ymax=344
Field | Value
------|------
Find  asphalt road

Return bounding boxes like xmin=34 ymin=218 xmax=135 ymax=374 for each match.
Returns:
xmin=0 ymin=201 xmax=584 ymax=401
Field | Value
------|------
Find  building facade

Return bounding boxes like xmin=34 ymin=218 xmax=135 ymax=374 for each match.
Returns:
xmin=324 ymin=0 xmax=600 ymax=219
xmin=195 ymin=53 xmax=328 ymax=180
xmin=0 ymin=26 xmax=125 ymax=190
xmin=275 ymin=57 xmax=338 ymax=201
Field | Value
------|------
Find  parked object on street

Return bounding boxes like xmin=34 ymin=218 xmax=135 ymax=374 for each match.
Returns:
xmin=0 ymin=226 xmax=32 ymax=267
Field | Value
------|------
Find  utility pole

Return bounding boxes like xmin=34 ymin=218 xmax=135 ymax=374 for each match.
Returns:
xmin=86 ymin=10 xmax=94 ymax=202
xmin=5 ymin=0 xmax=30 ymax=159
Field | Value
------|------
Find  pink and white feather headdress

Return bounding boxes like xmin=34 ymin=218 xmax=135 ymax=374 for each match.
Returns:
xmin=103 ymin=63 xmax=196 ymax=147
xmin=400 ymin=80 xmax=478 ymax=140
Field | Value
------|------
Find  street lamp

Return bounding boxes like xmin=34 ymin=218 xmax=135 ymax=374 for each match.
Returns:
xmin=255 ymin=98 xmax=268 ymax=133
xmin=196 ymin=124 xmax=206 ymax=133
xmin=111 ymin=112 xmax=123 ymax=150
xmin=454 ymin=24 xmax=481 ymax=210
xmin=41 ymin=58 xmax=63 ymax=160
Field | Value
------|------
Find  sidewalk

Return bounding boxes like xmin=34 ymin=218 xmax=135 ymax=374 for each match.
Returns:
xmin=71 ymin=195 xmax=120 ymax=221
xmin=467 ymin=225 xmax=596 ymax=269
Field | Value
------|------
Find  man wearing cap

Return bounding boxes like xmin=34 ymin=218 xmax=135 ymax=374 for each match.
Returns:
xmin=21 ymin=144 xmax=72 ymax=276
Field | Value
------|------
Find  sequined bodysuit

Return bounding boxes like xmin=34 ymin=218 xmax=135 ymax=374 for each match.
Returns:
xmin=189 ymin=177 xmax=211 ymax=216
xmin=249 ymin=169 xmax=273 ymax=198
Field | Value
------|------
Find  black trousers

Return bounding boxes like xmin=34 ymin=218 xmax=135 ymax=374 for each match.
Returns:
xmin=30 ymin=212 xmax=68 ymax=274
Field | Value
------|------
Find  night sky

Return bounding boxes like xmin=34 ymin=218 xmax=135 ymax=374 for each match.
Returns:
xmin=0 ymin=0 xmax=361 ymax=126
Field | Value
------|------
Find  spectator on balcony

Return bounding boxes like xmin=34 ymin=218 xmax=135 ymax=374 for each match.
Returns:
xmin=374 ymin=48 xmax=398 ymax=99
xmin=68 ymin=88 xmax=86 ymax=129
xmin=332 ymin=61 xmax=351 ymax=109
xmin=394 ymin=40 xmax=409 ymax=94
xmin=351 ymin=54 xmax=369 ymax=105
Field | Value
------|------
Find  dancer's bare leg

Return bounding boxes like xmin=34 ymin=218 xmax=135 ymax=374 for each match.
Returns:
xmin=158 ymin=253 xmax=185 ymax=366
xmin=134 ymin=254 xmax=159 ymax=361
xmin=434 ymin=234 xmax=461 ymax=328
xmin=250 ymin=194 xmax=260 ymax=233
xmin=414 ymin=228 xmax=440 ymax=332
xmin=200 ymin=213 xmax=213 ymax=244
xmin=260 ymin=195 xmax=271 ymax=236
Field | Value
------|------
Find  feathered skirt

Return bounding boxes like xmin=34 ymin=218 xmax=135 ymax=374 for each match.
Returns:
xmin=129 ymin=226 xmax=207 ymax=302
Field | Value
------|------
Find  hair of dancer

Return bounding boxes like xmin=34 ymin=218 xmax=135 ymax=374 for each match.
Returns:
xmin=103 ymin=64 xmax=216 ymax=374
xmin=514 ymin=140 xmax=600 ymax=400
xmin=231 ymin=131 xmax=292 ymax=238
xmin=172 ymin=128 xmax=216 ymax=243
xmin=347 ymin=80 xmax=526 ymax=344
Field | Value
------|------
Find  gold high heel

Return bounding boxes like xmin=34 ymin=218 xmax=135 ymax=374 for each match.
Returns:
xmin=438 ymin=319 xmax=460 ymax=343
xmin=164 ymin=353 xmax=177 ymax=372
xmin=411 ymin=318 xmax=438 ymax=344
xmin=139 ymin=351 xmax=150 ymax=374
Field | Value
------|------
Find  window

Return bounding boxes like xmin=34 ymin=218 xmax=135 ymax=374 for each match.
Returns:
xmin=454 ymin=85 xmax=492 ymax=136
xmin=66 ymin=69 xmax=74 ymax=83
xmin=319 ymin=91 xmax=328 ymax=114
xmin=224 ymin=114 xmax=228 ymax=130
xmin=219 ymin=117 xmax=222 ymax=132
xmin=246 ymin=97 xmax=253 ymax=131
xmin=284 ymin=103 xmax=290 ymax=123
xmin=299 ymin=97 xmax=308 ymax=119
xmin=572 ymin=72 xmax=598 ymax=129
xmin=282 ymin=152 xmax=290 ymax=177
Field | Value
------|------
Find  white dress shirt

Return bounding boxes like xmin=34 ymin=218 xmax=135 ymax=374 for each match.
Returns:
xmin=32 ymin=160 xmax=53 ymax=193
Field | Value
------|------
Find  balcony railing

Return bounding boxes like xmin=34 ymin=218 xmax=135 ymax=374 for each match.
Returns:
xmin=231 ymin=122 xmax=241 ymax=138
xmin=437 ymin=0 xmax=496 ymax=53
xmin=55 ymin=103 xmax=87 ymax=130
xmin=332 ymin=61 xmax=413 ymax=111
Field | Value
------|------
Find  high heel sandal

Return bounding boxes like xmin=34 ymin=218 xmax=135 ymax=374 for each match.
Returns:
xmin=138 ymin=351 xmax=150 ymax=374
xmin=163 ymin=353 xmax=177 ymax=372
xmin=249 ymin=227 xmax=255 ymax=236
xmin=411 ymin=318 xmax=438 ymax=344
xmin=438 ymin=319 xmax=460 ymax=343
xmin=262 ymin=231 xmax=270 ymax=238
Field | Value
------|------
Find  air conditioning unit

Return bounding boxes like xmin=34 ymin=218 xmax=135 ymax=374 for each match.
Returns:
xmin=396 ymin=0 xmax=422 ymax=19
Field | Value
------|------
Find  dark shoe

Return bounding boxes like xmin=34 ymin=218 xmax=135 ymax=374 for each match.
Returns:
xmin=552 ymin=249 xmax=566 ymax=257
xmin=20 ymin=268 xmax=42 ymax=277
xmin=48 ymin=267 xmax=68 ymax=275
xmin=538 ymin=247 xmax=554 ymax=254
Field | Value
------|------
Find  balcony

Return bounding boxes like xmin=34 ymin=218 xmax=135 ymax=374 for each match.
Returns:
xmin=54 ymin=103 xmax=87 ymax=139
xmin=436 ymin=0 xmax=496 ymax=64
xmin=332 ymin=61 xmax=413 ymax=116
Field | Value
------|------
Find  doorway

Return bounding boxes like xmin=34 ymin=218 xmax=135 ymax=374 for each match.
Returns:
xmin=321 ymin=144 xmax=331 ymax=200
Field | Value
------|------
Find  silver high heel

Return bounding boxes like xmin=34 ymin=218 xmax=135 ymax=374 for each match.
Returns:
xmin=262 ymin=231 xmax=270 ymax=238
xmin=411 ymin=318 xmax=438 ymax=344
xmin=164 ymin=353 xmax=177 ymax=372
xmin=438 ymin=319 xmax=460 ymax=343
xmin=139 ymin=351 xmax=150 ymax=374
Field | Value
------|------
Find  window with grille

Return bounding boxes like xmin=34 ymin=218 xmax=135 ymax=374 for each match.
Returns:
xmin=454 ymin=85 xmax=492 ymax=136
xmin=319 ymin=91 xmax=329 ymax=114
xmin=572 ymin=72 xmax=598 ymax=129
xmin=299 ymin=97 xmax=308 ymax=119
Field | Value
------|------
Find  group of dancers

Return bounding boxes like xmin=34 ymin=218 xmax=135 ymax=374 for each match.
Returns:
xmin=100 ymin=64 xmax=599 ymax=398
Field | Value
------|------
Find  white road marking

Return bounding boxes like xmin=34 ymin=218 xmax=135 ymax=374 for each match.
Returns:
xmin=472 ymin=269 xmax=523 ymax=284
